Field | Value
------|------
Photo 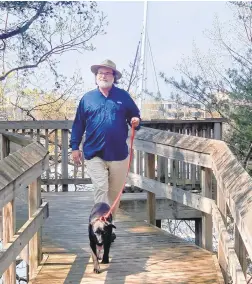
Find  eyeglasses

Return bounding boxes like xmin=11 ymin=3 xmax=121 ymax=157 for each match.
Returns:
xmin=97 ymin=72 xmax=114 ymax=77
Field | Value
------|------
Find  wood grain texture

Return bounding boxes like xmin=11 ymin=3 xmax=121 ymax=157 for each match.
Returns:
xmin=29 ymin=192 xmax=223 ymax=284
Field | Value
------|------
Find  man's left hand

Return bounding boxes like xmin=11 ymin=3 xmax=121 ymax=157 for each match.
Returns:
xmin=131 ymin=117 xmax=140 ymax=128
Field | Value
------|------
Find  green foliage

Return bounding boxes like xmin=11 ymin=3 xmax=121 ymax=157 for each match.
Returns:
xmin=160 ymin=2 xmax=252 ymax=167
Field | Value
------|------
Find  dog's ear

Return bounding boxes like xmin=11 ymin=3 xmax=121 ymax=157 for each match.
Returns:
xmin=105 ymin=221 xmax=116 ymax=229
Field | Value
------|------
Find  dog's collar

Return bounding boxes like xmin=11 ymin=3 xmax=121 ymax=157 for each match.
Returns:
xmin=91 ymin=217 xmax=111 ymax=226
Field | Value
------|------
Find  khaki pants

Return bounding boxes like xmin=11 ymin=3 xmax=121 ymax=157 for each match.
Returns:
xmin=86 ymin=156 xmax=129 ymax=220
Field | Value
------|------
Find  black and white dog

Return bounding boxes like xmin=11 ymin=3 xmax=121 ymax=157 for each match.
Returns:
xmin=89 ymin=202 xmax=116 ymax=273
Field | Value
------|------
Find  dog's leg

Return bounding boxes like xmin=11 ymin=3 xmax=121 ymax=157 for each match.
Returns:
xmin=90 ymin=242 xmax=100 ymax=273
xmin=101 ymin=236 xmax=111 ymax=264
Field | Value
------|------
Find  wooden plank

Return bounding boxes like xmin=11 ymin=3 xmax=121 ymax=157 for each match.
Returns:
xmin=120 ymin=193 xmax=202 ymax=219
xmin=132 ymin=139 xmax=212 ymax=168
xmin=211 ymin=147 xmax=252 ymax=260
xmin=0 ymin=130 xmax=32 ymax=147
xmin=212 ymin=204 xmax=247 ymax=284
xmin=81 ymin=162 xmax=85 ymax=179
xmin=157 ymin=156 xmax=167 ymax=182
xmin=234 ymin=225 xmax=247 ymax=275
xmin=2 ymin=200 xmax=16 ymax=284
xmin=0 ymin=119 xmax=226 ymax=131
xmin=61 ymin=129 xmax=69 ymax=192
xmin=128 ymin=173 xmax=213 ymax=214
xmin=172 ymin=160 xmax=176 ymax=186
xmin=145 ymin=153 xmax=156 ymax=225
xmin=29 ymin=178 xmax=42 ymax=279
xmin=201 ymin=167 xmax=213 ymax=251
xmin=36 ymin=129 xmax=40 ymax=143
xmin=134 ymin=126 xmax=223 ymax=154
xmin=130 ymin=149 xmax=135 ymax=173
xmin=136 ymin=150 xmax=140 ymax=175
xmin=0 ymin=121 xmax=74 ymax=130
xmin=195 ymin=218 xmax=202 ymax=247
xmin=45 ymin=129 xmax=49 ymax=192
xmin=1 ymin=132 xmax=15 ymax=284
xmin=28 ymin=191 xmax=223 ymax=284
xmin=175 ymin=160 xmax=179 ymax=185
xmin=191 ymin=164 xmax=196 ymax=189
xmin=213 ymin=122 xmax=222 ymax=140
xmin=1 ymin=133 xmax=10 ymax=158
xmin=139 ymin=151 xmax=144 ymax=176
xmin=0 ymin=153 xmax=49 ymax=210
xmin=0 ymin=134 xmax=10 ymax=241
xmin=182 ymin=161 xmax=186 ymax=187
xmin=216 ymin=183 xmax=228 ymax=281
xmin=54 ymin=130 xmax=58 ymax=192
xmin=0 ymin=203 xmax=49 ymax=277
xmin=41 ymin=178 xmax=92 ymax=185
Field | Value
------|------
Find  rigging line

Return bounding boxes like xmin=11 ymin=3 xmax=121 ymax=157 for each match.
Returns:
xmin=127 ymin=35 xmax=141 ymax=92
xmin=147 ymin=31 xmax=161 ymax=99
xmin=144 ymin=35 xmax=147 ymax=98
xmin=134 ymin=36 xmax=142 ymax=98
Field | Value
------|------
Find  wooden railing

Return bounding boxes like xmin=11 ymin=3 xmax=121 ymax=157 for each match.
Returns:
xmin=1 ymin=119 xmax=251 ymax=283
xmin=128 ymin=127 xmax=251 ymax=284
xmin=0 ymin=119 xmax=224 ymax=192
xmin=0 ymin=130 xmax=49 ymax=284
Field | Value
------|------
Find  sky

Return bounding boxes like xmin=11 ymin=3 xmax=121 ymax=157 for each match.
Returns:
xmin=58 ymin=1 xmax=237 ymax=100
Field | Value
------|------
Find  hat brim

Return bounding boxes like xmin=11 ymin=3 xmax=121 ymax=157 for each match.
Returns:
xmin=91 ymin=64 xmax=122 ymax=80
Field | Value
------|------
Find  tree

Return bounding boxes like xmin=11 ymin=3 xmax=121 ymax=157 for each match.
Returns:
xmin=160 ymin=2 xmax=252 ymax=170
xmin=0 ymin=1 xmax=106 ymax=84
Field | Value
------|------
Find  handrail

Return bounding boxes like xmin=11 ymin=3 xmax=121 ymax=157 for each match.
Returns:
xmin=0 ymin=130 xmax=49 ymax=283
xmin=124 ymin=126 xmax=252 ymax=283
xmin=135 ymin=127 xmax=252 ymax=258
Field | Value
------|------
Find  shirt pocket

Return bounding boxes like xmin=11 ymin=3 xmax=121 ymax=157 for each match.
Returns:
xmin=111 ymin=101 xmax=125 ymax=118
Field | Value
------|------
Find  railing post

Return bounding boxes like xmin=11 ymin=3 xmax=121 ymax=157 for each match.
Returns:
xmin=28 ymin=178 xmax=42 ymax=280
xmin=195 ymin=218 xmax=202 ymax=247
xmin=1 ymin=135 xmax=16 ymax=284
xmin=213 ymin=122 xmax=222 ymax=140
xmin=1 ymin=134 xmax=10 ymax=159
xmin=0 ymin=133 xmax=6 ymax=240
xmin=234 ymin=225 xmax=247 ymax=275
xmin=217 ymin=185 xmax=228 ymax=282
xmin=54 ymin=129 xmax=59 ymax=192
xmin=157 ymin=156 xmax=167 ymax=183
xmin=130 ymin=149 xmax=135 ymax=173
xmin=45 ymin=129 xmax=50 ymax=192
xmin=145 ymin=153 xmax=156 ymax=225
xmin=2 ymin=202 xmax=16 ymax=284
xmin=201 ymin=167 xmax=213 ymax=251
xmin=61 ymin=129 xmax=69 ymax=192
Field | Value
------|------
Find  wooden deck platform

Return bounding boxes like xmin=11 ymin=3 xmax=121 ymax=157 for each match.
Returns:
xmin=29 ymin=192 xmax=223 ymax=284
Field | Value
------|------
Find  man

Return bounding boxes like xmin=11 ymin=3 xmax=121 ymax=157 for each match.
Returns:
xmin=70 ymin=59 xmax=141 ymax=241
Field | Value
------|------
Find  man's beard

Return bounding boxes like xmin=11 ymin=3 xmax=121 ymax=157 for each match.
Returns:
xmin=97 ymin=79 xmax=113 ymax=89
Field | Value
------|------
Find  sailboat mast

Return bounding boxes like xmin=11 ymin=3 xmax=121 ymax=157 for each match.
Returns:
xmin=137 ymin=0 xmax=148 ymax=111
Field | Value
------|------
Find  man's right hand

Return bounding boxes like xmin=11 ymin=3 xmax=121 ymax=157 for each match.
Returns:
xmin=72 ymin=150 xmax=82 ymax=165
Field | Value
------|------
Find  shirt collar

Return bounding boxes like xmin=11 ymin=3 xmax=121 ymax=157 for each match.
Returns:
xmin=97 ymin=84 xmax=115 ymax=97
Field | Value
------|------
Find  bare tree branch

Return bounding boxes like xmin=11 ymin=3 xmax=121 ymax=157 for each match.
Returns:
xmin=0 ymin=2 xmax=46 ymax=40
xmin=0 ymin=14 xmax=105 ymax=82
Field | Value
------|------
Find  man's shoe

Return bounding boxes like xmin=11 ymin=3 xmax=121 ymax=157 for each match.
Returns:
xmin=111 ymin=232 xmax=116 ymax=242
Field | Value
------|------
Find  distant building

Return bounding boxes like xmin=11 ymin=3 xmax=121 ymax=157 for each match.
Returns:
xmin=141 ymin=99 xmax=221 ymax=120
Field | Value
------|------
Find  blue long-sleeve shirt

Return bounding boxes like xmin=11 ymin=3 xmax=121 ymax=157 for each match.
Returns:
xmin=70 ymin=85 xmax=141 ymax=161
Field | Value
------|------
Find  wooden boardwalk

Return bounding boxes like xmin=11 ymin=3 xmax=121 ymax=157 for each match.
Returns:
xmin=29 ymin=192 xmax=223 ymax=284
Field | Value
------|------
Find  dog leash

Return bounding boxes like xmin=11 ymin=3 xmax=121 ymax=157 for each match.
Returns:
xmin=100 ymin=125 xmax=136 ymax=221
